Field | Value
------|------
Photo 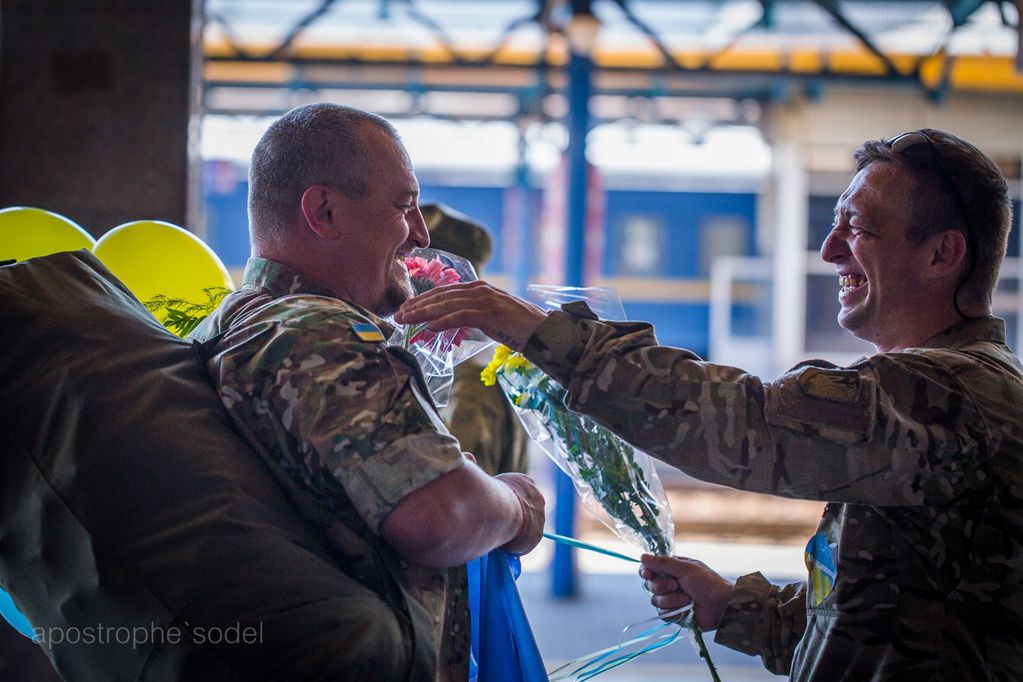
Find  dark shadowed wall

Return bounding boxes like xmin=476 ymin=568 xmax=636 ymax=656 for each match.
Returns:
xmin=0 ymin=0 xmax=201 ymax=236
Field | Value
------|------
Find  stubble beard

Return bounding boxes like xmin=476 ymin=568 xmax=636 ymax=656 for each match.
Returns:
xmin=375 ymin=270 xmax=416 ymax=317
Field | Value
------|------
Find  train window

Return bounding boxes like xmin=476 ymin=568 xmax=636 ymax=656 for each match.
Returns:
xmin=700 ymin=215 xmax=749 ymax=277
xmin=807 ymin=195 xmax=839 ymax=250
xmin=618 ymin=215 xmax=666 ymax=276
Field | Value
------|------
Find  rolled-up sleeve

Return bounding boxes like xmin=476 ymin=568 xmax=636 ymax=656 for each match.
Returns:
xmin=239 ymin=317 xmax=465 ymax=532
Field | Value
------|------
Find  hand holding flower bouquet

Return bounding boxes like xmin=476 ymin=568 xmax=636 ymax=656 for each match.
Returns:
xmin=404 ymin=254 xmax=470 ymax=349
xmin=388 ymin=248 xmax=493 ymax=407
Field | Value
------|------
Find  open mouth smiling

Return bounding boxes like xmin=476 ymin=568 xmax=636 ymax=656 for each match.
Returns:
xmin=839 ymin=274 xmax=866 ymax=292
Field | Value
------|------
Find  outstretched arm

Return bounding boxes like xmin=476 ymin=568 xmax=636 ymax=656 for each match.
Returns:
xmin=395 ymin=281 xmax=548 ymax=351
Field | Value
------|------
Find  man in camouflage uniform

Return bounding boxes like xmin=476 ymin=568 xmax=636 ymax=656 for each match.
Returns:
xmin=191 ymin=103 xmax=545 ymax=681
xmin=420 ymin=203 xmax=529 ymax=476
xmin=396 ymin=129 xmax=1022 ymax=680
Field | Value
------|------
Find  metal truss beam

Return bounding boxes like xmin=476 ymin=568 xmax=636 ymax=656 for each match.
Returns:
xmin=204 ymin=0 xmax=1020 ymax=119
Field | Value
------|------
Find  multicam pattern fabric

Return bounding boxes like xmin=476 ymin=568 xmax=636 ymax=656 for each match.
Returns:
xmin=440 ymin=356 xmax=530 ymax=476
xmin=191 ymin=258 xmax=471 ymax=682
xmin=523 ymin=302 xmax=1023 ymax=681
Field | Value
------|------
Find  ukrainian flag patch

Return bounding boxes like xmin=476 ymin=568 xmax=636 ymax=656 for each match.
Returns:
xmin=805 ymin=532 xmax=837 ymax=606
xmin=351 ymin=322 xmax=385 ymax=342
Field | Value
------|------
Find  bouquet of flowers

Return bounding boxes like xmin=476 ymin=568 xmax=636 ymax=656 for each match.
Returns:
xmin=388 ymin=247 xmax=494 ymax=407
xmin=484 ymin=286 xmax=721 ymax=681
xmin=482 ymin=343 xmax=674 ymax=556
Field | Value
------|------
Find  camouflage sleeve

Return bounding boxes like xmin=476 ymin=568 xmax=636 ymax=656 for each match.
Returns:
xmin=522 ymin=306 xmax=992 ymax=506
xmin=225 ymin=312 xmax=465 ymax=532
xmin=713 ymin=573 xmax=806 ymax=675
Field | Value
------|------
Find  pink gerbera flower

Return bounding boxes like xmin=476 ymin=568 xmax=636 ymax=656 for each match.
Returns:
xmin=404 ymin=255 xmax=468 ymax=348
xmin=406 ymin=256 xmax=461 ymax=292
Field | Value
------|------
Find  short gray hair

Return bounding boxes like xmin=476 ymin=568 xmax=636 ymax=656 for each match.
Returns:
xmin=248 ymin=103 xmax=400 ymax=245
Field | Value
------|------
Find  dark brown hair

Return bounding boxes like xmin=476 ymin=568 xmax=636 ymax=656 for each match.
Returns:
xmin=854 ymin=129 xmax=1012 ymax=308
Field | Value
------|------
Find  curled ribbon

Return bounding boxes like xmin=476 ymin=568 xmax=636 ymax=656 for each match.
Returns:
xmin=541 ymin=533 xmax=694 ymax=681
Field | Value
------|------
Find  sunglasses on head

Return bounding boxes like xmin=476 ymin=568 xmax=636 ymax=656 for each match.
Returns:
xmin=888 ymin=130 xmax=978 ymax=320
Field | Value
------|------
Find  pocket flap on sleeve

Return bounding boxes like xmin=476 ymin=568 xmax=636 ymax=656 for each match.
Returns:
xmin=767 ymin=365 xmax=875 ymax=445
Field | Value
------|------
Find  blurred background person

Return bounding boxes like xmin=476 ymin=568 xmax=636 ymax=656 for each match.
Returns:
xmin=420 ymin=202 xmax=530 ymax=477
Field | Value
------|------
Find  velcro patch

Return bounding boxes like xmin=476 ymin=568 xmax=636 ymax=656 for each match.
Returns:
xmin=351 ymin=322 xmax=385 ymax=343
xmin=797 ymin=368 xmax=860 ymax=404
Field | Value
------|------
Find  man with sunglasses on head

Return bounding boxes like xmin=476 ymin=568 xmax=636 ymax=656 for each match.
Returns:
xmin=397 ymin=129 xmax=1021 ymax=680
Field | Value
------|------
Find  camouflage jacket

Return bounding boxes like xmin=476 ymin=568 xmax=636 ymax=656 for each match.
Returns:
xmin=191 ymin=258 xmax=471 ymax=682
xmin=523 ymin=302 xmax=1023 ymax=681
xmin=440 ymin=356 xmax=529 ymax=476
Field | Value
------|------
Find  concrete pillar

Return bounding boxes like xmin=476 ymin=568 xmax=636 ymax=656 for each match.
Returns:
xmin=765 ymin=104 xmax=810 ymax=376
xmin=0 ymin=0 xmax=203 ymax=237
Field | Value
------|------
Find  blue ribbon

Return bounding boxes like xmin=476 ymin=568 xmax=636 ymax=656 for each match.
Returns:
xmin=547 ymin=606 xmax=691 ymax=681
xmin=542 ymin=532 xmax=639 ymax=563
xmin=541 ymin=533 xmax=691 ymax=681
xmin=0 ymin=587 xmax=34 ymax=639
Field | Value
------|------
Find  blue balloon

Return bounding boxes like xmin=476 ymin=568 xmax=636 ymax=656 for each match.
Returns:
xmin=0 ymin=587 xmax=34 ymax=639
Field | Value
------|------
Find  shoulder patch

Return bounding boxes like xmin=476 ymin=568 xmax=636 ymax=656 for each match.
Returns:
xmin=351 ymin=322 xmax=385 ymax=343
xmin=797 ymin=367 xmax=861 ymax=404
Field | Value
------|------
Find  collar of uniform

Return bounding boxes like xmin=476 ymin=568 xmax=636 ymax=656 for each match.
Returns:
xmin=919 ymin=316 xmax=1006 ymax=350
xmin=242 ymin=257 xmax=335 ymax=298
xmin=242 ymin=257 xmax=395 ymax=337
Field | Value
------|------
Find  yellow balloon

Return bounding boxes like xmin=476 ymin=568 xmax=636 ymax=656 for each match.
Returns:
xmin=93 ymin=221 xmax=235 ymax=324
xmin=0 ymin=206 xmax=95 ymax=261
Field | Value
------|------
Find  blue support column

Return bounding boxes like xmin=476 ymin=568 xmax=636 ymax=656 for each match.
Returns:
xmin=551 ymin=46 xmax=593 ymax=599
xmin=564 ymin=49 xmax=591 ymax=289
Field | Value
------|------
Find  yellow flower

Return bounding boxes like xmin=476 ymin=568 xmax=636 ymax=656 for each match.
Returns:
xmin=493 ymin=344 xmax=512 ymax=364
xmin=481 ymin=344 xmax=514 ymax=386
xmin=503 ymin=354 xmax=535 ymax=373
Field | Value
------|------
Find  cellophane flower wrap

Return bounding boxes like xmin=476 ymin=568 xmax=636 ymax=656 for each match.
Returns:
xmin=388 ymin=247 xmax=493 ymax=406
xmin=485 ymin=288 xmax=725 ymax=682
xmin=484 ymin=285 xmax=675 ymax=556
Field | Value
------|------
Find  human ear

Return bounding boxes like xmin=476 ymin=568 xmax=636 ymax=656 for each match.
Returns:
xmin=299 ymin=185 xmax=340 ymax=240
xmin=927 ymin=229 xmax=968 ymax=277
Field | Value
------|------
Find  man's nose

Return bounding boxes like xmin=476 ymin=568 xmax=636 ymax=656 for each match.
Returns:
xmin=408 ymin=207 xmax=430 ymax=249
xmin=820 ymin=228 xmax=847 ymax=264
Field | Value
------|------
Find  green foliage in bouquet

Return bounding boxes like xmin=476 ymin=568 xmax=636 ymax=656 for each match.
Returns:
xmin=143 ymin=287 xmax=230 ymax=337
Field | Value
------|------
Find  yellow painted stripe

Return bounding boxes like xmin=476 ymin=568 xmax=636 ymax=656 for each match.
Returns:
xmin=204 ymin=39 xmax=1023 ymax=94
xmin=205 ymin=61 xmax=293 ymax=83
